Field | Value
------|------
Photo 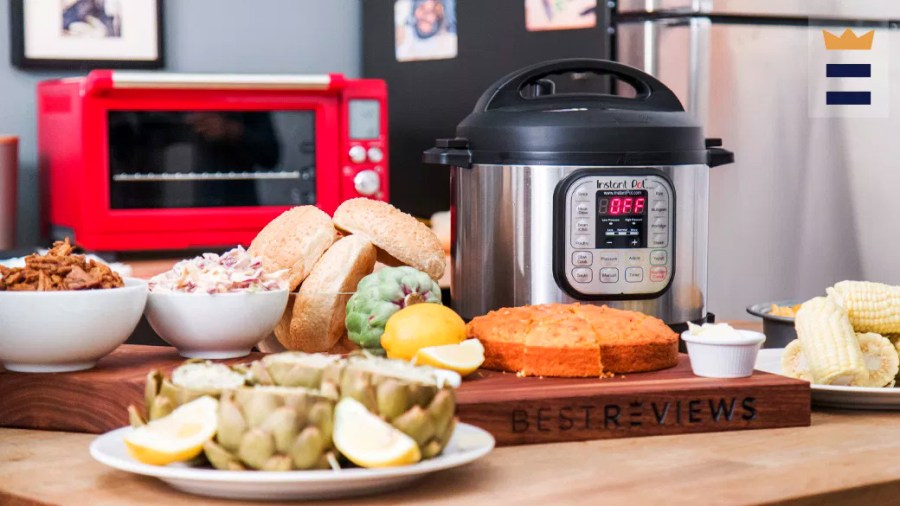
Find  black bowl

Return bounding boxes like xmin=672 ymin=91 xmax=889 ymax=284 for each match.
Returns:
xmin=746 ymin=299 xmax=805 ymax=349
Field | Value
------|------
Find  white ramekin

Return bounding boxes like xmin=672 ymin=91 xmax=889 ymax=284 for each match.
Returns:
xmin=681 ymin=329 xmax=766 ymax=378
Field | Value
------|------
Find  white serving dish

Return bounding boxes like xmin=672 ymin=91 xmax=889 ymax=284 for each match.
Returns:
xmin=90 ymin=423 xmax=495 ymax=501
xmin=756 ymin=348 xmax=900 ymax=410
xmin=681 ymin=329 xmax=766 ymax=378
xmin=145 ymin=289 xmax=289 ymax=359
xmin=0 ymin=278 xmax=148 ymax=372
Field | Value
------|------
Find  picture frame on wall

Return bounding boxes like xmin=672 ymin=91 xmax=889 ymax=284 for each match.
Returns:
xmin=10 ymin=0 xmax=164 ymax=69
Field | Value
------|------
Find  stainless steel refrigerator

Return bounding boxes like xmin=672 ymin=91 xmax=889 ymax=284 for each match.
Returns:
xmin=615 ymin=0 xmax=900 ymax=319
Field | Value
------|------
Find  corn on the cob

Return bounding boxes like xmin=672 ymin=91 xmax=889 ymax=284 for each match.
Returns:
xmin=851 ymin=332 xmax=899 ymax=388
xmin=826 ymin=281 xmax=900 ymax=334
xmin=781 ymin=340 xmax=812 ymax=382
xmin=794 ymin=296 xmax=868 ymax=385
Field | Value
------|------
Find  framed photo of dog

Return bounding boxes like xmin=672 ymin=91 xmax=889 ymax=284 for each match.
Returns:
xmin=10 ymin=0 xmax=164 ymax=69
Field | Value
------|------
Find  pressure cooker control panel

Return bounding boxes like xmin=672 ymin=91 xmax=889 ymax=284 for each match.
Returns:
xmin=555 ymin=172 xmax=674 ymax=299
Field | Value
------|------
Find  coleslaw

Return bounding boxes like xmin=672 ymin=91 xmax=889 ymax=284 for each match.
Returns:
xmin=149 ymin=246 xmax=287 ymax=294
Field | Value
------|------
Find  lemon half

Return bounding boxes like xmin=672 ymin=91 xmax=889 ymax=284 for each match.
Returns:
xmin=414 ymin=338 xmax=485 ymax=376
xmin=333 ymin=397 xmax=421 ymax=468
xmin=124 ymin=396 xmax=218 ymax=466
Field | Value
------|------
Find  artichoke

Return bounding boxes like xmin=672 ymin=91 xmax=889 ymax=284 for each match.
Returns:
xmin=246 ymin=351 xmax=457 ymax=458
xmin=248 ymin=352 xmax=344 ymax=399
xmin=345 ymin=266 xmax=442 ymax=353
xmin=203 ymin=386 xmax=337 ymax=471
xmin=340 ymin=355 xmax=457 ymax=459
xmin=131 ymin=360 xmax=248 ymax=426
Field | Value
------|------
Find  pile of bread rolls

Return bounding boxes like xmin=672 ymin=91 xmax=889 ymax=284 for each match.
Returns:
xmin=248 ymin=198 xmax=446 ymax=353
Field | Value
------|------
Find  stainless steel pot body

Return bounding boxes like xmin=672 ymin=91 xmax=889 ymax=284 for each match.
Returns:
xmin=451 ymin=163 xmax=709 ymax=324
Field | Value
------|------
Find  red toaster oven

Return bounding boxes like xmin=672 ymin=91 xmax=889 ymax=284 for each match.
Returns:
xmin=37 ymin=71 xmax=388 ymax=251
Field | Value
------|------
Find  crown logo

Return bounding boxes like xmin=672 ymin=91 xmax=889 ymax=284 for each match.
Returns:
xmin=823 ymin=29 xmax=874 ymax=50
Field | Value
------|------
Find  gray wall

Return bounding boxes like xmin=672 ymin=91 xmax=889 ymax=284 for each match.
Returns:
xmin=0 ymin=0 xmax=361 ymax=247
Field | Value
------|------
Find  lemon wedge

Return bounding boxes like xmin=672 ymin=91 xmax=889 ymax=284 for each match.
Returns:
xmin=333 ymin=397 xmax=421 ymax=468
xmin=124 ymin=396 xmax=218 ymax=466
xmin=413 ymin=338 xmax=485 ymax=376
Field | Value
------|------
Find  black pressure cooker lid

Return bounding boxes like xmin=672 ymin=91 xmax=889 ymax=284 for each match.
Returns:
xmin=424 ymin=59 xmax=733 ymax=168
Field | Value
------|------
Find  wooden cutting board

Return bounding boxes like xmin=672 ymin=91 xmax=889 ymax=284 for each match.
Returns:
xmin=0 ymin=345 xmax=810 ymax=445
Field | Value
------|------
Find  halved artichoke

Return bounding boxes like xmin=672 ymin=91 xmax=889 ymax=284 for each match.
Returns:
xmin=130 ymin=360 xmax=248 ymax=426
xmin=203 ymin=386 xmax=337 ymax=471
xmin=246 ymin=351 xmax=457 ymax=458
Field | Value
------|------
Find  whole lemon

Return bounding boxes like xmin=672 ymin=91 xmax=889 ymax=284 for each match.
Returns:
xmin=381 ymin=303 xmax=466 ymax=360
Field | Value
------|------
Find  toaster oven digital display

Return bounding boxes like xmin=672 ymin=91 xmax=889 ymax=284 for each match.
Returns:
xmin=108 ymin=110 xmax=316 ymax=209
xmin=596 ymin=189 xmax=647 ymax=249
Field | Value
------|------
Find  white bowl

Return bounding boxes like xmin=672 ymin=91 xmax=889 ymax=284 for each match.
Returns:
xmin=145 ymin=289 xmax=289 ymax=359
xmin=681 ymin=329 xmax=766 ymax=379
xmin=0 ymin=278 xmax=148 ymax=373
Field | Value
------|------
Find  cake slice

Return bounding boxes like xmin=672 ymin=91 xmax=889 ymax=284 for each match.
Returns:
xmin=468 ymin=304 xmax=564 ymax=372
xmin=467 ymin=306 xmax=533 ymax=372
xmin=521 ymin=307 xmax=601 ymax=377
xmin=573 ymin=305 xmax=678 ymax=373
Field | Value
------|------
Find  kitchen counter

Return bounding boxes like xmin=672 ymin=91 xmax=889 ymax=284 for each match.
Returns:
xmin=2 ymin=409 xmax=899 ymax=506
xmin=2 ymin=322 xmax=887 ymax=505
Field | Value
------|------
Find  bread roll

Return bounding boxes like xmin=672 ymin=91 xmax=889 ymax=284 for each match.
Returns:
xmin=249 ymin=206 xmax=338 ymax=290
xmin=279 ymin=235 xmax=377 ymax=352
xmin=333 ymin=198 xmax=445 ymax=280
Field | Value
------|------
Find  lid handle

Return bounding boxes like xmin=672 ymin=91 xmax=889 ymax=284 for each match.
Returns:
xmin=475 ymin=58 xmax=684 ymax=112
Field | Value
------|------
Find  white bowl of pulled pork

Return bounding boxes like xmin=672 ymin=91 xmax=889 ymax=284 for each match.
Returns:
xmin=0 ymin=239 xmax=147 ymax=372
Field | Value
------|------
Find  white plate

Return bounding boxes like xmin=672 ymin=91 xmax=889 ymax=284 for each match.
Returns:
xmin=756 ymin=348 xmax=900 ymax=410
xmin=90 ymin=423 xmax=494 ymax=501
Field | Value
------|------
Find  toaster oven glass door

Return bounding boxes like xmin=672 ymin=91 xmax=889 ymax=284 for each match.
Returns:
xmin=107 ymin=110 xmax=316 ymax=209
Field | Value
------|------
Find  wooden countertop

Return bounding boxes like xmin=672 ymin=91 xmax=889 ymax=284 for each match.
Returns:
xmin=1 ymin=321 xmax=875 ymax=505
xmin=2 ymin=409 xmax=899 ymax=506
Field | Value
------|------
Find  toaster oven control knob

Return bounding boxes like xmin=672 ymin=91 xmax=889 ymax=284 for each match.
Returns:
xmin=367 ymin=146 xmax=384 ymax=163
xmin=353 ymin=170 xmax=381 ymax=196
xmin=348 ymin=145 xmax=367 ymax=164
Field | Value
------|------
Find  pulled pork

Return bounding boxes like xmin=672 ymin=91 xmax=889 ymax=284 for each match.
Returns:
xmin=0 ymin=238 xmax=124 ymax=291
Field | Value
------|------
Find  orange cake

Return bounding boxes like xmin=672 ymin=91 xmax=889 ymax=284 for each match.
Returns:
xmin=467 ymin=303 xmax=678 ymax=377
xmin=466 ymin=304 xmax=561 ymax=371
xmin=522 ymin=311 xmax=601 ymax=378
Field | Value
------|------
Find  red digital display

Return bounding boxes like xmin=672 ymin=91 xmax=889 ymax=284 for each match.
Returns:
xmin=598 ymin=196 xmax=646 ymax=216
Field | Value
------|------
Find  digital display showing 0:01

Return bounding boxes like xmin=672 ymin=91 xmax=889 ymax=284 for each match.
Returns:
xmin=597 ymin=192 xmax=647 ymax=216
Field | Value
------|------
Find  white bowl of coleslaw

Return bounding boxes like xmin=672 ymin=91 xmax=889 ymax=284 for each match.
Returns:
xmin=144 ymin=247 xmax=289 ymax=359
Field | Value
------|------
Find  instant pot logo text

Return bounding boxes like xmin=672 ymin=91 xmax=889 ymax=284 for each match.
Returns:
xmin=510 ymin=396 xmax=757 ymax=434
xmin=596 ymin=179 xmax=646 ymax=189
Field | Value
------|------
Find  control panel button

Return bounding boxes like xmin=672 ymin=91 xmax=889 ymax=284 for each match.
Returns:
xmin=575 ymin=219 xmax=591 ymax=233
xmin=348 ymin=145 xmax=367 ymax=164
xmin=650 ymin=250 xmax=667 ymax=265
xmin=650 ymin=266 xmax=668 ymax=282
xmin=651 ymin=234 xmax=668 ymax=247
xmin=575 ymin=202 xmax=591 ymax=216
xmin=572 ymin=251 xmax=593 ymax=266
xmin=573 ymin=235 xmax=591 ymax=248
xmin=574 ymin=184 xmax=592 ymax=201
xmin=651 ymin=186 xmax=667 ymax=199
xmin=600 ymin=268 xmax=619 ymax=283
xmin=625 ymin=267 xmax=644 ymax=283
xmin=650 ymin=218 xmax=667 ymax=232
xmin=598 ymin=252 xmax=618 ymax=267
xmin=366 ymin=146 xmax=384 ymax=163
xmin=625 ymin=253 xmax=643 ymax=266
xmin=651 ymin=200 xmax=668 ymax=213
xmin=353 ymin=170 xmax=381 ymax=196
xmin=572 ymin=268 xmax=593 ymax=283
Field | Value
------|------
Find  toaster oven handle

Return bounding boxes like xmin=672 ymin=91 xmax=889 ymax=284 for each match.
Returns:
xmin=475 ymin=58 xmax=684 ymax=113
xmin=85 ymin=71 xmax=343 ymax=92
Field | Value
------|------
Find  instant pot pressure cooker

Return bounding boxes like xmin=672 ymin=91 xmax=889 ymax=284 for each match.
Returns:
xmin=424 ymin=59 xmax=733 ymax=328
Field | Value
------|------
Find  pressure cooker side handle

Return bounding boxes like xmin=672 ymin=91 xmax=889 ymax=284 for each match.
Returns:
xmin=476 ymin=58 xmax=684 ymax=112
